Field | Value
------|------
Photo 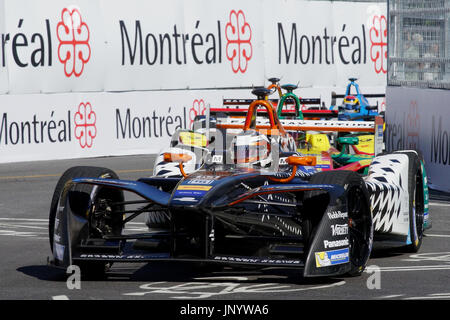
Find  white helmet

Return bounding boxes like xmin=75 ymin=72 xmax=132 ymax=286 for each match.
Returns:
xmin=230 ymin=131 xmax=272 ymax=168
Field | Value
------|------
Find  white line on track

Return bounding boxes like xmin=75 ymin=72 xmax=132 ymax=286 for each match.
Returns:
xmin=425 ymin=234 xmax=450 ymax=238
xmin=403 ymin=293 xmax=450 ymax=300
xmin=0 ymin=218 xmax=48 ymax=222
xmin=0 ymin=223 xmax=47 ymax=230
xmin=376 ymin=294 xmax=405 ymax=299
xmin=0 ymin=218 xmax=146 ymax=226
xmin=52 ymin=295 xmax=69 ymax=300
xmin=193 ymin=276 xmax=249 ymax=281
xmin=365 ymin=265 xmax=450 ymax=272
xmin=429 ymin=201 xmax=450 ymax=207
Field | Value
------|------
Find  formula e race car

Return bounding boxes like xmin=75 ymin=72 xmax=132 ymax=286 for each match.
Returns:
xmin=211 ymin=78 xmax=336 ymax=121
xmin=331 ymin=78 xmax=385 ymax=121
xmin=48 ymin=88 xmax=428 ymax=279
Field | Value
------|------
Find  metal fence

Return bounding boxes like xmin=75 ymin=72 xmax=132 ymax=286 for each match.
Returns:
xmin=388 ymin=0 xmax=450 ymax=89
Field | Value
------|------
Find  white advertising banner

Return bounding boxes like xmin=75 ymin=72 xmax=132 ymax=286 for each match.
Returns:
xmin=0 ymin=88 xmax=254 ymax=163
xmin=386 ymin=86 xmax=450 ymax=193
xmin=263 ymin=1 xmax=387 ymax=87
xmin=0 ymin=0 xmax=8 ymax=94
xmin=102 ymin=0 xmax=265 ymax=91
xmin=0 ymin=0 xmax=386 ymax=94
xmin=3 ymin=0 xmax=106 ymax=93
xmin=0 ymin=84 xmax=383 ymax=164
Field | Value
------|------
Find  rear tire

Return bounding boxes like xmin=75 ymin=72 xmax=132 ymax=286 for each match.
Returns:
xmin=304 ymin=170 xmax=373 ymax=276
xmin=396 ymin=151 xmax=424 ymax=253
xmin=49 ymin=166 xmax=124 ymax=279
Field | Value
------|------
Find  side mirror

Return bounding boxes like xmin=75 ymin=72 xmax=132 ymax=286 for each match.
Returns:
xmin=286 ymin=156 xmax=316 ymax=166
xmin=337 ymin=137 xmax=359 ymax=145
xmin=269 ymin=156 xmax=316 ymax=183
xmin=163 ymin=153 xmax=192 ymax=163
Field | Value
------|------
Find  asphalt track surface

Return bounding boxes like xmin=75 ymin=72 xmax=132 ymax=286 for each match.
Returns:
xmin=1 ymin=155 xmax=450 ymax=301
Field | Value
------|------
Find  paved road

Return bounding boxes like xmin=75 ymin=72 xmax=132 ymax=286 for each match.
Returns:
xmin=0 ymin=155 xmax=450 ymax=301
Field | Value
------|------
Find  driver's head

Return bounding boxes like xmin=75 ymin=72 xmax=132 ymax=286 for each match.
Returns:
xmin=343 ymin=96 xmax=360 ymax=111
xmin=230 ymin=131 xmax=271 ymax=168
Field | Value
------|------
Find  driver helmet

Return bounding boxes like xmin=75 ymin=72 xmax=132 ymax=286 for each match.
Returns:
xmin=342 ymin=96 xmax=360 ymax=112
xmin=230 ymin=131 xmax=271 ymax=168
xmin=191 ymin=115 xmax=217 ymax=132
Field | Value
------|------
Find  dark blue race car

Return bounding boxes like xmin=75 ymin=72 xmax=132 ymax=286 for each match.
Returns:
xmin=47 ymin=88 xmax=426 ymax=280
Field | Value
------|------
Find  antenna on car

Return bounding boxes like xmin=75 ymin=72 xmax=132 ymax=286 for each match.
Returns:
xmin=206 ymin=103 xmax=210 ymax=144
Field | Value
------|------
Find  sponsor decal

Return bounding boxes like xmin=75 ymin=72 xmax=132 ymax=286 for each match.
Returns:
xmin=189 ymin=99 xmax=206 ymax=127
xmin=177 ymin=185 xmax=212 ymax=191
xmin=327 ymin=210 xmax=348 ymax=220
xmin=115 ymin=107 xmax=187 ymax=140
xmin=120 ymin=9 xmax=252 ymax=73
xmin=323 ymin=238 xmax=349 ymax=249
xmin=74 ymin=102 xmax=96 ymax=148
xmin=213 ymin=256 xmax=301 ymax=265
xmin=193 ymin=175 xmax=223 ymax=180
xmin=0 ymin=7 xmax=91 ymax=76
xmin=79 ymin=253 xmax=169 ymax=259
xmin=331 ymin=224 xmax=348 ymax=236
xmin=225 ymin=10 xmax=252 ymax=73
xmin=187 ymin=179 xmax=215 ymax=185
xmin=331 ymin=223 xmax=349 ymax=236
xmin=369 ymin=15 xmax=387 ymax=74
xmin=0 ymin=110 xmax=72 ymax=146
xmin=211 ymin=155 xmax=223 ymax=163
xmin=56 ymin=7 xmax=91 ymax=77
xmin=386 ymin=112 xmax=409 ymax=152
xmin=406 ymin=101 xmax=420 ymax=150
xmin=173 ymin=186 xmax=209 ymax=198
xmin=431 ymin=115 xmax=450 ymax=166
xmin=315 ymin=248 xmax=349 ymax=267
xmin=172 ymin=197 xmax=198 ymax=203
xmin=277 ymin=23 xmax=367 ymax=66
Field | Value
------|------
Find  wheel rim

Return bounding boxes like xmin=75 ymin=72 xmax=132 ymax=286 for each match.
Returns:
xmin=347 ymin=186 xmax=372 ymax=269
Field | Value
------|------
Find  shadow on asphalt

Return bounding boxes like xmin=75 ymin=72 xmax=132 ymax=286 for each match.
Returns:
xmin=17 ymin=261 xmax=344 ymax=286
xmin=105 ymin=262 xmax=344 ymax=286
xmin=17 ymin=265 xmax=67 ymax=282
xmin=369 ymin=248 xmax=405 ymax=259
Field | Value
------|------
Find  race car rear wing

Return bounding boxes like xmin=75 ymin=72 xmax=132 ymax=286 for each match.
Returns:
xmin=214 ymin=115 xmax=385 ymax=155
xmin=331 ymin=91 xmax=385 ymax=107
xmin=216 ymin=116 xmax=375 ymax=132
xmin=213 ymin=98 xmax=336 ymax=118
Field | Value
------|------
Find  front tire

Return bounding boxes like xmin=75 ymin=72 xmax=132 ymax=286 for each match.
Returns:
xmin=49 ymin=166 xmax=124 ymax=279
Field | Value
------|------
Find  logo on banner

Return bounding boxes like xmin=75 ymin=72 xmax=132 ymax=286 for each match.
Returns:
xmin=369 ymin=15 xmax=387 ymax=74
xmin=406 ymin=101 xmax=420 ymax=150
xmin=74 ymin=102 xmax=97 ymax=148
xmin=189 ymin=99 xmax=206 ymax=128
xmin=56 ymin=7 xmax=91 ymax=77
xmin=225 ymin=10 xmax=253 ymax=73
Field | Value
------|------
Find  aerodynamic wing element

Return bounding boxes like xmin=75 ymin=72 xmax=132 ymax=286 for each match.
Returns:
xmin=72 ymin=178 xmax=171 ymax=205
